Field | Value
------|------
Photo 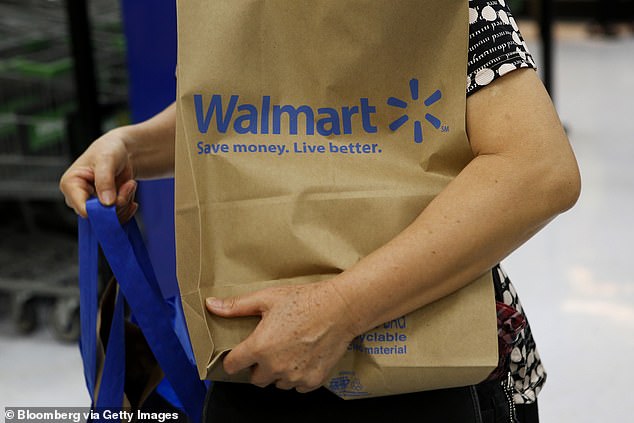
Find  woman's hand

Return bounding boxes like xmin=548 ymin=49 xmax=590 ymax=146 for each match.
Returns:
xmin=205 ymin=281 xmax=359 ymax=392
xmin=59 ymin=102 xmax=176 ymax=221
xmin=59 ymin=128 xmax=138 ymax=222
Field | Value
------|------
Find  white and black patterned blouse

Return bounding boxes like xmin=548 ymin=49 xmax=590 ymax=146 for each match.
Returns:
xmin=467 ymin=0 xmax=537 ymax=95
xmin=467 ymin=0 xmax=544 ymax=405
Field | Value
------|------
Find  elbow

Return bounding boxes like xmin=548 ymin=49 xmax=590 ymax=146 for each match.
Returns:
xmin=553 ymin=169 xmax=581 ymax=214
xmin=542 ymin=153 xmax=582 ymax=215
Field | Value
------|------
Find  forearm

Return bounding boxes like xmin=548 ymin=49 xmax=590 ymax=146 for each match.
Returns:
xmin=333 ymin=151 xmax=575 ymax=335
xmin=116 ymin=101 xmax=177 ymax=179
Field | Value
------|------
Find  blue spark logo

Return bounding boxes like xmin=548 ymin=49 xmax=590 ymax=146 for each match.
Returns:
xmin=387 ymin=79 xmax=443 ymax=143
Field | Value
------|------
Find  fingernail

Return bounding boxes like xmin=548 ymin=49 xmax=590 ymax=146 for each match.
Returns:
xmin=101 ymin=190 xmax=115 ymax=205
xmin=206 ymin=297 xmax=223 ymax=309
xmin=124 ymin=181 xmax=137 ymax=199
xmin=122 ymin=187 xmax=135 ymax=204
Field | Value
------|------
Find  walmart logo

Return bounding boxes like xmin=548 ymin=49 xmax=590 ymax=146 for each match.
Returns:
xmin=193 ymin=78 xmax=446 ymax=143
xmin=387 ymin=79 xmax=444 ymax=144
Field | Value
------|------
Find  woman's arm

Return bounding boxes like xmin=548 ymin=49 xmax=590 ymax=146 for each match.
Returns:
xmin=332 ymin=68 xmax=581 ymax=333
xmin=120 ymin=101 xmax=177 ymax=180
xmin=206 ymin=68 xmax=581 ymax=392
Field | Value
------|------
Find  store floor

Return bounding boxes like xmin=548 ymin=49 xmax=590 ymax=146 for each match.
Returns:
xmin=1 ymin=24 xmax=633 ymax=422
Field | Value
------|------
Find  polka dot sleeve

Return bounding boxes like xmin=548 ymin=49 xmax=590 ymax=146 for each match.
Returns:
xmin=467 ymin=0 xmax=536 ymax=96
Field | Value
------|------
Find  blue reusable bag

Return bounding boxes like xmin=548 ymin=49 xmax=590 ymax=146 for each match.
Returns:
xmin=78 ymin=198 xmax=207 ymax=423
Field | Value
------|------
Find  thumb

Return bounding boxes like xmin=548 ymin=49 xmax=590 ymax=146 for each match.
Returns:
xmin=205 ymin=292 xmax=267 ymax=317
xmin=94 ymin=155 xmax=119 ymax=206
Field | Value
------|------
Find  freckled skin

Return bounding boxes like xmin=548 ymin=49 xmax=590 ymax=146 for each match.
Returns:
xmin=206 ymin=281 xmax=357 ymax=392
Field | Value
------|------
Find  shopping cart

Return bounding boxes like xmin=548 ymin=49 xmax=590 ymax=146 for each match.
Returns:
xmin=0 ymin=0 xmax=128 ymax=342
xmin=0 ymin=18 xmax=80 ymax=339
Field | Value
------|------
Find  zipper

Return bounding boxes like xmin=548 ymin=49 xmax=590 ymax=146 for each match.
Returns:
xmin=501 ymin=372 xmax=517 ymax=423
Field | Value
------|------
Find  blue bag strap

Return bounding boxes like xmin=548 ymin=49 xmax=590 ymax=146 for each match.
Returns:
xmin=78 ymin=217 xmax=99 ymax=399
xmin=84 ymin=199 xmax=205 ymax=423
xmin=78 ymin=216 xmax=126 ymax=420
xmin=96 ymin=289 xmax=126 ymax=410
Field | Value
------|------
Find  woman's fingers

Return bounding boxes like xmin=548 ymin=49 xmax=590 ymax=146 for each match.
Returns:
xmin=117 ymin=201 xmax=139 ymax=224
xmin=94 ymin=153 xmax=121 ymax=206
xmin=60 ymin=133 xmax=137 ymax=218
xmin=116 ymin=180 xmax=137 ymax=207
xmin=60 ymin=167 xmax=96 ymax=218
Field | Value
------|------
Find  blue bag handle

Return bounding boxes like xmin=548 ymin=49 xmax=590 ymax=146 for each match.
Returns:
xmin=79 ymin=198 xmax=206 ymax=423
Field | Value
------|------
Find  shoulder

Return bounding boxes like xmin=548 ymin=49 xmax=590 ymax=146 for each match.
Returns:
xmin=467 ymin=0 xmax=536 ymax=96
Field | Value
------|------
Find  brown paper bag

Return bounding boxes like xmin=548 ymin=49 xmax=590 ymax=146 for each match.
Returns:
xmin=174 ymin=0 xmax=499 ymax=399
